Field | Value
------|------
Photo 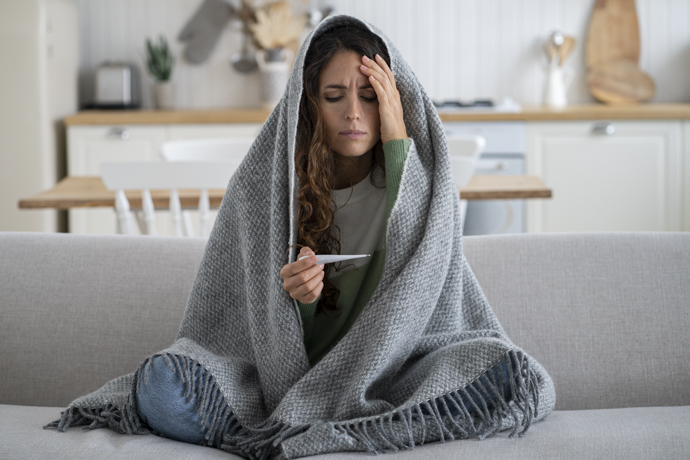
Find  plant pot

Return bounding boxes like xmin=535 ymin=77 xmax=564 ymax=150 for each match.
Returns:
xmin=154 ymin=81 xmax=175 ymax=110
xmin=255 ymin=48 xmax=294 ymax=111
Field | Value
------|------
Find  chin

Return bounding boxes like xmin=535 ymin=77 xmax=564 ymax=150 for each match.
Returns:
xmin=334 ymin=148 xmax=369 ymax=158
xmin=332 ymin=140 xmax=378 ymax=158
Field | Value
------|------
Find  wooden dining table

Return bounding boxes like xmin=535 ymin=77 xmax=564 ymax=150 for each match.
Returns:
xmin=18 ymin=175 xmax=551 ymax=210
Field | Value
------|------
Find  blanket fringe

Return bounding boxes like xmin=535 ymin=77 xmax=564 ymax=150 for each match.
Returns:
xmin=42 ymin=394 xmax=150 ymax=435
xmin=326 ymin=349 xmax=539 ymax=455
xmin=45 ymin=349 xmax=538 ymax=460
xmin=225 ymin=349 xmax=538 ymax=459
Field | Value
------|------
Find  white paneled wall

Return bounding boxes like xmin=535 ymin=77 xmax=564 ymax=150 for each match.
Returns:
xmin=73 ymin=0 xmax=690 ymax=109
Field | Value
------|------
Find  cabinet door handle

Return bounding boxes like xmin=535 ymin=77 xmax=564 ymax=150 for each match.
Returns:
xmin=107 ymin=127 xmax=130 ymax=140
xmin=591 ymin=123 xmax=615 ymax=135
xmin=476 ymin=160 xmax=508 ymax=171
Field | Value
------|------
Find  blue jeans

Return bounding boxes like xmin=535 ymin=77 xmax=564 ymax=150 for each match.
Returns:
xmin=136 ymin=356 xmax=215 ymax=446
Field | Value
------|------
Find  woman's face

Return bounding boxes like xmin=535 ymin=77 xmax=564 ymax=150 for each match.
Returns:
xmin=318 ymin=51 xmax=381 ymax=159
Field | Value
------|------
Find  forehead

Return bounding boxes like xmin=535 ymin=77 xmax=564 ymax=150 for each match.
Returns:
xmin=319 ymin=51 xmax=372 ymax=90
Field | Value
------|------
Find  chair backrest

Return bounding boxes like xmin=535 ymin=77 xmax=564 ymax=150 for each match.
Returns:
xmin=160 ymin=138 xmax=255 ymax=162
xmin=158 ymin=138 xmax=253 ymax=237
xmin=100 ymin=161 xmax=239 ymax=237
xmin=101 ymin=161 xmax=239 ymax=190
xmin=446 ymin=134 xmax=486 ymax=187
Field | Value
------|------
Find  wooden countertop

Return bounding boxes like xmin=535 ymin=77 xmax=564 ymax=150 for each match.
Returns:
xmin=63 ymin=103 xmax=690 ymax=126
xmin=18 ymin=175 xmax=551 ymax=210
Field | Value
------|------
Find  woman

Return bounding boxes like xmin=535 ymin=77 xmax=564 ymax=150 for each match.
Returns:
xmin=47 ymin=15 xmax=555 ymax=460
xmin=279 ymin=25 xmax=411 ymax=368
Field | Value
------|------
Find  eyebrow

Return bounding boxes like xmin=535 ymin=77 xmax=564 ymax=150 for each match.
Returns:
xmin=323 ymin=83 xmax=374 ymax=90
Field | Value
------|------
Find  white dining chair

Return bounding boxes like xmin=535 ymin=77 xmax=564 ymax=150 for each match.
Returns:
xmin=446 ymin=135 xmax=486 ymax=228
xmin=159 ymin=138 xmax=255 ymax=236
xmin=100 ymin=161 xmax=240 ymax=237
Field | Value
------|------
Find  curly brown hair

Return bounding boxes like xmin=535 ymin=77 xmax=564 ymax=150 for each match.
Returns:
xmin=292 ymin=23 xmax=391 ymax=317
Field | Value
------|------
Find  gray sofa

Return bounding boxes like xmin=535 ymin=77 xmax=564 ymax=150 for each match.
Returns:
xmin=1 ymin=231 xmax=689 ymax=459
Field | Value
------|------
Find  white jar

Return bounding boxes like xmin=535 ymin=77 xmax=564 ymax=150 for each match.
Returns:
xmin=255 ymin=48 xmax=295 ymax=111
xmin=543 ymin=64 xmax=574 ymax=109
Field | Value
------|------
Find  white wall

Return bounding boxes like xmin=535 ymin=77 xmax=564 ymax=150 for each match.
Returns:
xmin=73 ymin=0 xmax=690 ymax=109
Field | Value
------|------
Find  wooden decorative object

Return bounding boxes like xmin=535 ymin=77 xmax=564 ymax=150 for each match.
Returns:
xmin=586 ymin=0 xmax=640 ymax=68
xmin=585 ymin=0 xmax=654 ymax=104
xmin=588 ymin=59 xmax=656 ymax=104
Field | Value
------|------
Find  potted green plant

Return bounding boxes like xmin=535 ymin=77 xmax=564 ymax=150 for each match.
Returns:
xmin=146 ymin=35 xmax=175 ymax=109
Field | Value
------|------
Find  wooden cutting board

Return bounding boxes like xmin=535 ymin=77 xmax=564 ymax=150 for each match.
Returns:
xmin=586 ymin=0 xmax=640 ymax=68
xmin=588 ymin=59 xmax=656 ymax=103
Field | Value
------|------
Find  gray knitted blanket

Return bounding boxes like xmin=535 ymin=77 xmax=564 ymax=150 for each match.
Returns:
xmin=46 ymin=14 xmax=555 ymax=460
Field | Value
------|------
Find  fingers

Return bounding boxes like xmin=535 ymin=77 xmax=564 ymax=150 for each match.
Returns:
xmin=372 ymin=54 xmax=396 ymax=89
xmin=285 ymin=263 xmax=324 ymax=300
xmin=361 ymin=54 xmax=396 ymax=93
xmin=361 ymin=69 xmax=389 ymax=106
xmin=280 ymin=247 xmax=315 ymax=279
xmin=280 ymin=246 xmax=326 ymax=303
xmin=299 ymin=279 xmax=324 ymax=304
xmin=293 ymin=267 xmax=325 ymax=301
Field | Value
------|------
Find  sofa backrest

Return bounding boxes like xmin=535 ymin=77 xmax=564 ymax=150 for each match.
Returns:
xmin=1 ymin=231 xmax=688 ymax=411
xmin=463 ymin=231 xmax=690 ymax=411
xmin=0 ymin=232 xmax=206 ymax=407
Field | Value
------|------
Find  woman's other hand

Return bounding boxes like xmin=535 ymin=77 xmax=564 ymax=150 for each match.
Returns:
xmin=280 ymin=246 xmax=325 ymax=304
xmin=359 ymin=54 xmax=408 ymax=145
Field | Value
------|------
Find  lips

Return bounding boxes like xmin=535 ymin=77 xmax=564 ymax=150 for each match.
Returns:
xmin=339 ymin=129 xmax=365 ymax=134
xmin=339 ymin=129 xmax=366 ymax=139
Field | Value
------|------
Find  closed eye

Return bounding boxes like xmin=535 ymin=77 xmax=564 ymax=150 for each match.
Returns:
xmin=325 ymin=96 xmax=377 ymax=102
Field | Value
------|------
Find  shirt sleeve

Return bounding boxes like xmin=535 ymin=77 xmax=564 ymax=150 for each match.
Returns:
xmin=297 ymin=295 xmax=321 ymax=343
xmin=383 ymin=138 xmax=411 ymax=220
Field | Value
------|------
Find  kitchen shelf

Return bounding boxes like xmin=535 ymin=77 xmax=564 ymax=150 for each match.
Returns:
xmin=63 ymin=104 xmax=690 ymax=126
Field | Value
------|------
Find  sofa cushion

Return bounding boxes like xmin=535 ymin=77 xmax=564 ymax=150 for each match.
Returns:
xmin=2 ymin=404 xmax=688 ymax=459
xmin=0 ymin=405 xmax=238 ymax=460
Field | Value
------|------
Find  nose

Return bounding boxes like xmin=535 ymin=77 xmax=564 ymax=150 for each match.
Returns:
xmin=345 ymin=95 xmax=361 ymax=121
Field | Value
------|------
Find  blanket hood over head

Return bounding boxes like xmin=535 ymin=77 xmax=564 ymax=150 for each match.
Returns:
xmin=47 ymin=14 xmax=555 ymax=460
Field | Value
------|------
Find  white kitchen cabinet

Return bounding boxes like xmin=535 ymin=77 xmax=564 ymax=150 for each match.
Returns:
xmin=525 ymin=121 xmax=684 ymax=232
xmin=67 ymin=125 xmax=168 ymax=174
xmin=67 ymin=123 xmax=263 ymax=235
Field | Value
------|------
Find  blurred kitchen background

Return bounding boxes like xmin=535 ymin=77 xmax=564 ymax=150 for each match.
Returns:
xmin=2 ymin=0 xmax=689 ymax=236
xmin=73 ymin=0 xmax=689 ymax=109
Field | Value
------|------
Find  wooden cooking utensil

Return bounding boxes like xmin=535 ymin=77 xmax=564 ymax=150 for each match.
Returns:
xmin=586 ymin=0 xmax=640 ymax=69
xmin=587 ymin=59 xmax=655 ymax=104
xmin=559 ymin=36 xmax=577 ymax=65
xmin=544 ymin=38 xmax=559 ymax=65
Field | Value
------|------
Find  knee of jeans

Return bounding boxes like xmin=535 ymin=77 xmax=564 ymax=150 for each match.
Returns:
xmin=138 ymin=356 xmax=208 ymax=406
xmin=136 ymin=356 xmax=195 ymax=421
xmin=135 ymin=356 xmax=211 ymax=445
xmin=141 ymin=356 xmax=180 ymax=391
